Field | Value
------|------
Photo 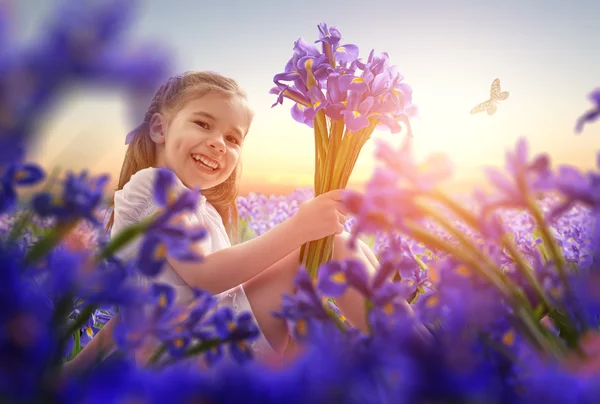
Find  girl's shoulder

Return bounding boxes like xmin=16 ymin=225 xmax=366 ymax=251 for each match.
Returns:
xmin=114 ymin=167 xmax=188 ymax=219
xmin=120 ymin=167 xmax=187 ymax=201
xmin=123 ymin=166 xmax=160 ymax=194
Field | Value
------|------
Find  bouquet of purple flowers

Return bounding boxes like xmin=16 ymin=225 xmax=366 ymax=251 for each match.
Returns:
xmin=271 ymin=23 xmax=417 ymax=278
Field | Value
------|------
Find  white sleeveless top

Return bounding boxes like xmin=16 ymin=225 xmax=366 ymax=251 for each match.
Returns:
xmin=111 ymin=167 xmax=232 ymax=306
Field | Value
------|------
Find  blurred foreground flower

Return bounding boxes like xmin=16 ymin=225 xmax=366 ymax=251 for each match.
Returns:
xmin=575 ymin=88 xmax=600 ymax=134
xmin=0 ymin=0 xmax=172 ymax=163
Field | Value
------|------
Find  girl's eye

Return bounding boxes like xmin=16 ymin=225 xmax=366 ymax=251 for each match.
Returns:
xmin=194 ymin=121 xmax=210 ymax=130
xmin=227 ymin=136 xmax=240 ymax=145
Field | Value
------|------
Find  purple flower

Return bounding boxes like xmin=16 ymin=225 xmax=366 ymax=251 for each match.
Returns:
xmin=275 ymin=268 xmax=332 ymax=341
xmin=71 ymin=256 xmax=147 ymax=308
xmin=0 ymin=153 xmax=45 ymax=213
xmin=316 ymin=258 xmax=413 ymax=335
xmin=315 ymin=23 xmax=359 ymax=66
xmin=116 ymin=283 xmax=209 ymax=357
xmin=374 ymin=136 xmax=453 ymax=190
xmin=550 ymin=159 xmax=600 ymax=218
xmin=272 ymin=23 xmax=416 ymax=136
xmin=135 ymin=168 xmax=208 ymax=277
xmin=0 ymin=0 xmax=172 ymax=160
xmin=79 ymin=313 xmax=100 ymax=348
xmin=340 ymin=91 xmax=374 ymax=131
xmin=481 ymin=137 xmax=553 ymax=212
xmin=317 ymin=260 xmax=351 ymax=297
xmin=32 ymin=170 xmax=108 ymax=225
xmin=210 ymin=307 xmax=260 ymax=364
xmin=575 ymin=88 xmax=600 ymax=134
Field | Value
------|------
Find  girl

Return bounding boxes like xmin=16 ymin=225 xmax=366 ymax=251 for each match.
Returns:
xmin=64 ymin=71 xmax=383 ymax=372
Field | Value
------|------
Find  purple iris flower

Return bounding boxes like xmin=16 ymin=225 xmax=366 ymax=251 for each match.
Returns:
xmin=275 ymin=268 xmax=332 ymax=341
xmin=79 ymin=313 xmax=100 ymax=348
xmin=482 ymin=137 xmax=553 ymax=211
xmin=341 ymin=91 xmax=374 ymax=131
xmin=210 ymin=307 xmax=260 ymax=364
xmin=317 ymin=258 xmax=411 ymax=333
xmin=135 ymin=168 xmax=207 ymax=277
xmin=32 ymin=170 xmax=108 ymax=225
xmin=550 ymin=157 xmax=600 ymax=219
xmin=0 ymin=153 xmax=45 ymax=213
xmin=374 ymin=137 xmax=453 ymax=190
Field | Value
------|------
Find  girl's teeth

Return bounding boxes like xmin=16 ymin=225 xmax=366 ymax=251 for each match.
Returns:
xmin=192 ymin=155 xmax=219 ymax=170
xmin=193 ymin=155 xmax=218 ymax=171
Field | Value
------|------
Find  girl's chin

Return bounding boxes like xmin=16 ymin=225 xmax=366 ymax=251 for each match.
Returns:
xmin=182 ymin=176 xmax=220 ymax=191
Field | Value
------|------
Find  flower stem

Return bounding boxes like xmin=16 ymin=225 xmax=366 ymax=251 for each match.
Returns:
xmin=404 ymin=220 xmax=563 ymax=356
xmin=501 ymin=233 xmax=554 ymax=313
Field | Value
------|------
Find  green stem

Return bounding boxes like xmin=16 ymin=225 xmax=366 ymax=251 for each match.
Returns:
xmin=323 ymin=298 xmax=349 ymax=333
xmin=404 ymin=220 xmax=561 ymax=355
xmin=501 ymin=233 xmax=554 ymax=313
xmin=526 ymin=196 xmax=583 ymax=339
xmin=94 ymin=216 xmax=153 ymax=262
xmin=147 ymin=344 xmax=168 ymax=366
xmin=152 ymin=338 xmax=222 ymax=368
xmin=405 ymin=220 xmax=513 ymax=301
xmin=527 ymin=198 xmax=568 ymax=286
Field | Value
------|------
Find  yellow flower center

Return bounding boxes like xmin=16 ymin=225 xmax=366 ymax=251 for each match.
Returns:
xmin=456 ymin=265 xmax=471 ymax=277
xmin=331 ymin=272 xmax=346 ymax=284
xmin=426 ymin=295 xmax=439 ymax=308
xmin=154 ymin=243 xmax=166 ymax=260
xmin=502 ymin=329 xmax=515 ymax=346
xmin=14 ymin=170 xmax=28 ymax=181
xmin=296 ymin=319 xmax=307 ymax=336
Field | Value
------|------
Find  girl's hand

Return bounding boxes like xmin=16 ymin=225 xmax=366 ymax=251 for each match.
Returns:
xmin=292 ymin=189 xmax=347 ymax=243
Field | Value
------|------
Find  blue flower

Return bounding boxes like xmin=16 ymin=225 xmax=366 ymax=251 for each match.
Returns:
xmin=79 ymin=313 xmax=100 ymax=348
xmin=0 ymin=153 xmax=45 ymax=213
xmin=575 ymin=88 xmax=600 ymax=134
xmin=135 ymin=168 xmax=208 ymax=277
xmin=31 ymin=170 xmax=109 ymax=225
xmin=481 ymin=137 xmax=553 ymax=212
xmin=210 ymin=307 xmax=260 ymax=364
xmin=275 ymin=268 xmax=331 ymax=341
xmin=0 ymin=244 xmax=59 ymax=402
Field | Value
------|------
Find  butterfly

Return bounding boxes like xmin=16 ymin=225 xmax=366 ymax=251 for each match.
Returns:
xmin=470 ymin=78 xmax=509 ymax=115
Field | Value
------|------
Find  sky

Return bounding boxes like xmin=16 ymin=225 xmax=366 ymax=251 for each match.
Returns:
xmin=11 ymin=0 xmax=600 ymax=196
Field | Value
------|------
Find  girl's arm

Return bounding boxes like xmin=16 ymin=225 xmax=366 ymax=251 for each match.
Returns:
xmin=168 ymin=213 xmax=306 ymax=295
xmin=61 ymin=315 xmax=120 ymax=377
xmin=115 ymin=168 xmax=344 ymax=295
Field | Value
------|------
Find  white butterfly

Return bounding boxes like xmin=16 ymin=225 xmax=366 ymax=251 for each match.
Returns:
xmin=470 ymin=78 xmax=509 ymax=115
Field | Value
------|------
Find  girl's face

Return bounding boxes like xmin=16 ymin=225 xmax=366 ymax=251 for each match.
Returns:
xmin=153 ymin=92 xmax=250 ymax=190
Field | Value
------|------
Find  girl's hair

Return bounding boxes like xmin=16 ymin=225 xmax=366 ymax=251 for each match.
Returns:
xmin=105 ymin=71 xmax=253 ymax=243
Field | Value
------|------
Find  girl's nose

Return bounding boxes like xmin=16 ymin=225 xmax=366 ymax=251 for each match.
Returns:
xmin=208 ymin=137 xmax=226 ymax=154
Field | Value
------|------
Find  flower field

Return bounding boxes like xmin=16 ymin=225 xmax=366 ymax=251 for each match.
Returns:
xmin=1 ymin=1 xmax=600 ymax=402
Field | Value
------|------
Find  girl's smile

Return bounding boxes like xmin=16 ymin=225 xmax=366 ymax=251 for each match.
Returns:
xmin=191 ymin=153 xmax=221 ymax=173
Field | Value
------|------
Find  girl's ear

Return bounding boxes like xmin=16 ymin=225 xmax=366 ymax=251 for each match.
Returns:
xmin=148 ymin=113 xmax=167 ymax=144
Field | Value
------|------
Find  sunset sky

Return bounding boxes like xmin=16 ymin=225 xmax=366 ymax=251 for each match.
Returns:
xmin=13 ymin=0 xmax=600 ymax=196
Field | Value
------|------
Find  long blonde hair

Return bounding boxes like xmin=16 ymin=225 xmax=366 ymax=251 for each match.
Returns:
xmin=105 ymin=71 xmax=253 ymax=242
